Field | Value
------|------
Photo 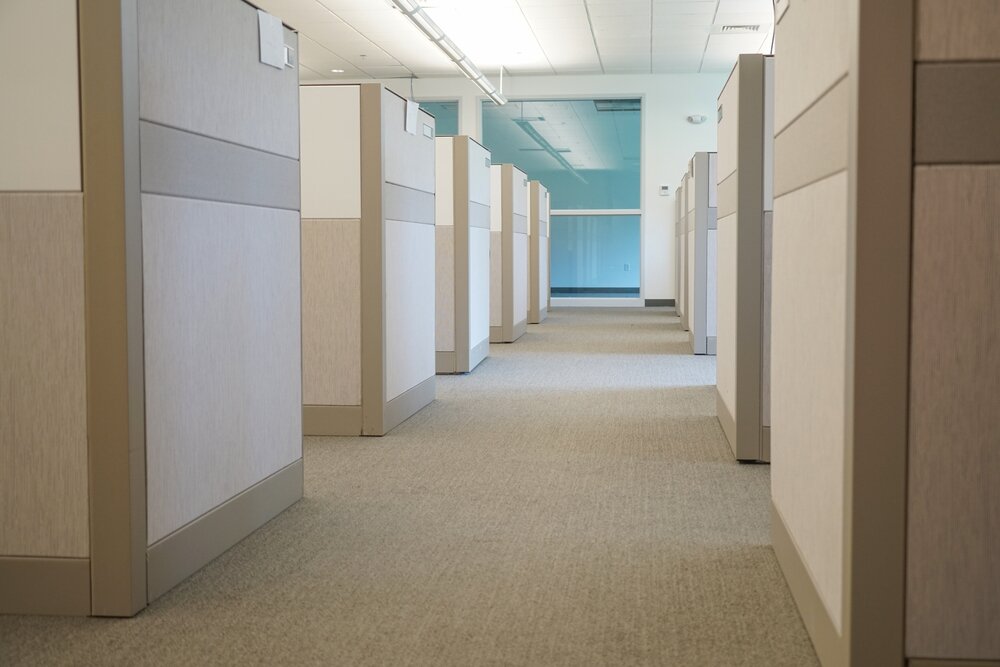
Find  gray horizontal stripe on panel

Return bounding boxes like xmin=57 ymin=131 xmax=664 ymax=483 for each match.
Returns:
xmin=384 ymin=182 xmax=435 ymax=225
xmin=773 ymin=76 xmax=849 ymax=198
xmin=469 ymin=201 xmax=490 ymax=229
xmin=513 ymin=213 xmax=528 ymax=235
xmin=915 ymin=63 xmax=1000 ymax=164
xmin=718 ymin=172 xmax=737 ymax=218
xmin=139 ymin=121 xmax=300 ymax=211
xmin=708 ymin=208 xmax=718 ymax=231
xmin=539 ymin=221 xmax=548 ymax=237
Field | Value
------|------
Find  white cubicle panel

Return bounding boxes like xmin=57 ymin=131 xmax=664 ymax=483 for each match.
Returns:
xmin=489 ymin=163 xmax=529 ymax=343
xmin=528 ymin=180 xmax=550 ymax=324
xmin=683 ymin=152 xmax=719 ymax=355
xmin=715 ymin=54 xmax=774 ymax=462
xmin=300 ymin=83 xmax=436 ymax=437
xmin=435 ymin=135 xmax=491 ymax=374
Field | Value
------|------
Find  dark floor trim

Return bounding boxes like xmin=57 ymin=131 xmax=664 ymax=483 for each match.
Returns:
xmin=146 ymin=458 xmax=303 ymax=603
xmin=645 ymin=299 xmax=675 ymax=307
xmin=435 ymin=351 xmax=458 ymax=375
xmin=909 ymin=660 xmax=1000 ymax=666
xmin=0 ymin=556 xmax=92 ymax=616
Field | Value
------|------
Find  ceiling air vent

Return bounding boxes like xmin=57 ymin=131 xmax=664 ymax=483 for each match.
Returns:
xmin=720 ymin=24 xmax=761 ymax=33
xmin=594 ymin=99 xmax=641 ymax=113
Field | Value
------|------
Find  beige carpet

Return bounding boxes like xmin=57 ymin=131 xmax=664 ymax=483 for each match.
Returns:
xmin=0 ymin=308 xmax=818 ymax=666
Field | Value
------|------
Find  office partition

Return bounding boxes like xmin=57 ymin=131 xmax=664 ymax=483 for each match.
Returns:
xmin=489 ymin=164 xmax=529 ymax=343
xmin=684 ymin=152 xmax=719 ymax=355
xmin=715 ymin=54 xmax=774 ymax=463
xmin=528 ymin=181 xmax=550 ymax=324
xmin=0 ymin=0 xmax=303 ymax=616
xmin=675 ymin=175 xmax=690 ymax=330
xmin=300 ymin=83 xmax=436 ymax=436
xmin=435 ymin=135 xmax=491 ymax=374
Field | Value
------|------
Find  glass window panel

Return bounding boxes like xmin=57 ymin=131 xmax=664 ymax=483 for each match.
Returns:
xmin=481 ymin=99 xmax=641 ymax=210
xmin=418 ymin=100 xmax=459 ymax=137
xmin=550 ymin=215 xmax=641 ymax=298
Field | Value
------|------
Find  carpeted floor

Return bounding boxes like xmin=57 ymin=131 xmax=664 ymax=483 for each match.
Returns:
xmin=0 ymin=308 xmax=818 ymax=666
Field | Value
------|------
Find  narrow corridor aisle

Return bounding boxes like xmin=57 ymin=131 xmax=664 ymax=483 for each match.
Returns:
xmin=0 ymin=308 xmax=818 ymax=666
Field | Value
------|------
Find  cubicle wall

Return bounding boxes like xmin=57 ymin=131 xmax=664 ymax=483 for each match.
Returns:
xmin=300 ymin=83 xmax=436 ymax=436
xmin=435 ymin=135 xmax=491 ymax=374
xmin=528 ymin=181 xmax=550 ymax=324
xmin=675 ymin=175 xmax=689 ymax=330
xmin=0 ymin=0 xmax=303 ymax=616
xmin=489 ymin=164 xmax=529 ymax=343
xmin=715 ymin=54 xmax=773 ymax=463
xmin=770 ymin=1 xmax=1000 ymax=664
xmin=684 ymin=152 xmax=718 ymax=355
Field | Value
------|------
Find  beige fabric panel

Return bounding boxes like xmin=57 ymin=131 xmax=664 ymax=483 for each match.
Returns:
xmin=299 ymin=86 xmax=361 ymax=219
xmin=717 ymin=172 xmax=738 ymax=219
xmin=142 ymin=195 xmax=302 ymax=544
xmin=137 ymin=0 xmax=300 ymax=159
xmin=0 ymin=193 xmax=88 ymax=558
xmin=384 ymin=220 xmax=436 ymax=402
xmin=434 ymin=138 xmax=455 ymax=226
xmin=301 ymin=218 xmax=361 ymax=407
xmin=715 ymin=212 xmax=737 ymax=412
xmin=916 ymin=0 xmax=1000 ymax=61
xmin=774 ymin=75 xmax=850 ymax=198
xmin=770 ymin=170 xmax=849 ymax=633
xmin=490 ymin=230 xmax=502 ymax=327
xmin=435 ymin=225 xmax=456 ymax=352
xmin=0 ymin=0 xmax=81 ymax=191
xmin=772 ymin=0 xmax=850 ymax=134
xmin=906 ymin=166 xmax=1000 ymax=660
xmin=382 ymin=88 xmax=436 ymax=195
xmin=513 ymin=233 xmax=529 ymax=325
xmin=716 ymin=68 xmax=740 ymax=183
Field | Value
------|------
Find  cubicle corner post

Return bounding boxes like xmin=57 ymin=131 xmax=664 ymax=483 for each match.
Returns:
xmin=79 ymin=0 xmax=148 ymax=617
xmin=500 ymin=165 xmax=515 ymax=342
xmin=360 ymin=83 xmax=387 ymax=436
xmin=734 ymin=53 xmax=768 ymax=463
xmin=453 ymin=137 xmax=471 ymax=372
xmin=844 ymin=0 xmax=912 ymax=663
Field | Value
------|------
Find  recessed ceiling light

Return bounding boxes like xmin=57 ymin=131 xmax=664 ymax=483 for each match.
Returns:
xmin=330 ymin=69 xmax=344 ymax=73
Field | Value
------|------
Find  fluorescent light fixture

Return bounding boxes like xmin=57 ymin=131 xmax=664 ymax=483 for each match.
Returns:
xmin=512 ymin=118 xmax=586 ymax=184
xmin=389 ymin=0 xmax=507 ymax=105
xmin=330 ymin=69 xmax=344 ymax=73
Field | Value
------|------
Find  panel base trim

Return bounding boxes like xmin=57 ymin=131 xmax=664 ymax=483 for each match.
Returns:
xmin=528 ymin=307 xmax=547 ymax=325
xmin=910 ymin=660 xmax=1000 ymax=666
xmin=761 ymin=425 xmax=771 ymax=463
xmin=716 ymin=388 xmax=737 ymax=459
xmin=378 ymin=375 xmax=435 ymax=436
xmin=435 ymin=351 xmax=458 ymax=374
xmin=0 ymin=556 xmax=91 ymax=616
xmin=645 ymin=298 xmax=676 ymax=307
xmin=707 ymin=336 xmax=717 ymax=355
xmin=771 ymin=501 xmax=846 ymax=666
xmin=468 ymin=337 xmax=489 ymax=372
xmin=146 ymin=458 xmax=303 ymax=603
xmin=303 ymin=405 xmax=362 ymax=436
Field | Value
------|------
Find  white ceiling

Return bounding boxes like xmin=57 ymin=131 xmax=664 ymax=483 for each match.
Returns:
xmin=253 ymin=0 xmax=774 ymax=81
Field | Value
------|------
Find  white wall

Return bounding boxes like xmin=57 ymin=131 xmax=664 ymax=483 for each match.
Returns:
xmin=344 ymin=73 xmax=727 ymax=301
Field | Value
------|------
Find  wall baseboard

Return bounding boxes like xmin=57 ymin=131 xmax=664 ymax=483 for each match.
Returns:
xmin=146 ymin=458 xmax=303 ymax=603
xmin=0 ymin=556 xmax=91 ymax=616
xmin=910 ymin=660 xmax=1000 ymax=666
xmin=771 ymin=500 xmax=847 ymax=666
